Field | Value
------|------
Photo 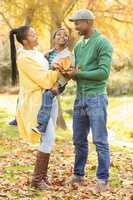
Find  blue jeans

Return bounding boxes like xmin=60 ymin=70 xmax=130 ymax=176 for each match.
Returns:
xmin=37 ymin=90 xmax=55 ymax=132
xmin=37 ymin=85 xmax=66 ymax=133
xmin=38 ymin=97 xmax=58 ymax=153
xmin=73 ymin=95 xmax=110 ymax=183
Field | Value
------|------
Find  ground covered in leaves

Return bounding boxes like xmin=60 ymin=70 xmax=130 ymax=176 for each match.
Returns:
xmin=0 ymin=94 xmax=133 ymax=199
xmin=0 ymin=133 xmax=133 ymax=200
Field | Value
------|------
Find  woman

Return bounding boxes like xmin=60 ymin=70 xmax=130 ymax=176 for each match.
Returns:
xmin=10 ymin=26 xmax=59 ymax=189
xmin=10 ymin=26 xmax=74 ymax=190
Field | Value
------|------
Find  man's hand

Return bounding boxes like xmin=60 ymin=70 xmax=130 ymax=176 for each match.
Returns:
xmin=62 ymin=67 xmax=80 ymax=79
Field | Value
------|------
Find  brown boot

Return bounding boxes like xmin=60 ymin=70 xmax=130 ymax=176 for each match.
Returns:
xmin=42 ymin=153 xmax=51 ymax=186
xmin=31 ymin=151 xmax=51 ymax=190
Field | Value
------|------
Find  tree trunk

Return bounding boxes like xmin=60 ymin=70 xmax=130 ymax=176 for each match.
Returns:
xmin=56 ymin=97 xmax=67 ymax=130
xmin=24 ymin=16 xmax=32 ymax=26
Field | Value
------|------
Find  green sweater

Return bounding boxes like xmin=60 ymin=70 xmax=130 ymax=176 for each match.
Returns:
xmin=74 ymin=30 xmax=113 ymax=97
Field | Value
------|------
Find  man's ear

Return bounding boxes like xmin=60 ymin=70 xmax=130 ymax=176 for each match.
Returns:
xmin=88 ymin=20 xmax=94 ymax=26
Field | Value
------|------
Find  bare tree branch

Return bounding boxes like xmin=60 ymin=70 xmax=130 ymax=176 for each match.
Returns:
xmin=63 ymin=0 xmax=79 ymax=19
xmin=112 ymin=17 xmax=133 ymax=25
xmin=0 ymin=11 xmax=13 ymax=29
xmin=114 ymin=0 xmax=126 ymax=6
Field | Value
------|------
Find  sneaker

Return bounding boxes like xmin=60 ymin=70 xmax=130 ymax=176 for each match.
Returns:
xmin=9 ymin=119 xmax=17 ymax=126
xmin=32 ymin=127 xmax=41 ymax=135
xmin=32 ymin=123 xmax=47 ymax=135
xmin=88 ymin=179 xmax=108 ymax=194
xmin=95 ymin=179 xmax=108 ymax=193
xmin=66 ymin=175 xmax=84 ymax=184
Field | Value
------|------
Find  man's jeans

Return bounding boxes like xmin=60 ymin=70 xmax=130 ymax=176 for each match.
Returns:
xmin=73 ymin=95 xmax=110 ymax=183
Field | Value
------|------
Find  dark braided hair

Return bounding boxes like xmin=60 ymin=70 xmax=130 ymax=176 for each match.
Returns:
xmin=9 ymin=26 xmax=30 ymax=85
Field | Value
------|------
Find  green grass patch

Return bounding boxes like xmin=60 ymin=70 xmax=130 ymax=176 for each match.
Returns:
xmin=0 ymin=109 xmax=18 ymax=140
xmin=108 ymin=96 xmax=133 ymax=141
xmin=109 ymin=167 xmax=122 ymax=188
xmin=5 ymin=165 xmax=32 ymax=172
xmin=56 ymin=127 xmax=72 ymax=141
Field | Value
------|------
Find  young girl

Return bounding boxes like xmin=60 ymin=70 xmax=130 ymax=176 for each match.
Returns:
xmin=32 ymin=28 xmax=75 ymax=135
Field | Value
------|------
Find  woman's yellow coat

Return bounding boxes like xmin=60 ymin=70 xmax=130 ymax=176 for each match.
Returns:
xmin=16 ymin=50 xmax=58 ymax=144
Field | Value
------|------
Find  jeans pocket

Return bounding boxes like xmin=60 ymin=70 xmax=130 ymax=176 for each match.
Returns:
xmin=104 ymin=95 xmax=108 ymax=106
xmin=74 ymin=99 xmax=80 ymax=109
xmin=73 ymin=99 xmax=82 ymax=118
xmin=100 ymin=95 xmax=108 ymax=106
xmin=86 ymin=96 xmax=98 ymax=108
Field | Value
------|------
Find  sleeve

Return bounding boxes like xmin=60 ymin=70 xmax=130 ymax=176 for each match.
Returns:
xmin=70 ymin=52 xmax=75 ymax=66
xmin=18 ymin=56 xmax=59 ymax=89
xmin=75 ymin=38 xmax=113 ymax=81
xmin=73 ymin=43 xmax=78 ymax=68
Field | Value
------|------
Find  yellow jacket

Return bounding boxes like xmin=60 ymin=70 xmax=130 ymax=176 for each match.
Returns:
xmin=16 ymin=49 xmax=58 ymax=144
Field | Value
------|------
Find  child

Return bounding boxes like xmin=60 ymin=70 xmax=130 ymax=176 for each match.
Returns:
xmin=32 ymin=28 xmax=75 ymax=135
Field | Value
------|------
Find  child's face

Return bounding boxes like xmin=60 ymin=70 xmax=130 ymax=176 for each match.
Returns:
xmin=54 ymin=29 xmax=69 ymax=46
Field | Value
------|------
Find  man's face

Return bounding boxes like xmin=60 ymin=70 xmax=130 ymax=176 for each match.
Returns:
xmin=74 ymin=20 xmax=93 ymax=35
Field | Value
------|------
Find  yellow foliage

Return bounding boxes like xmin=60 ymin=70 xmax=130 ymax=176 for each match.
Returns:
xmin=0 ymin=0 xmax=133 ymax=55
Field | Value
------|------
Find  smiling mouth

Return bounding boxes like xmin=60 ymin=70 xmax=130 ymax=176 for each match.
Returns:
xmin=59 ymin=39 xmax=66 ymax=42
xmin=59 ymin=39 xmax=65 ymax=41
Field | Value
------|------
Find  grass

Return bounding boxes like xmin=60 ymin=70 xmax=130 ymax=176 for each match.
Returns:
xmin=1 ymin=93 xmax=133 ymax=142
xmin=108 ymin=96 xmax=133 ymax=141
xmin=60 ymin=94 xmax=133 ymax=141
xmin=0 ymin=94 xmax=133 ymax=152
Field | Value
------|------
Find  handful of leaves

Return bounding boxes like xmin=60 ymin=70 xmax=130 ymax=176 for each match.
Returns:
xmin=53 ymin=57 xmax=72 ymax=71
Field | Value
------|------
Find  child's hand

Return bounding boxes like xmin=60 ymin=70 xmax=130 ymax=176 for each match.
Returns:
xmin=51 ymin=82 xmax=59 ymax=94
xmin=52 ymin=63 xmax=63 ymax=72
xmin=54 ymin=57 xmax=72 ymax=71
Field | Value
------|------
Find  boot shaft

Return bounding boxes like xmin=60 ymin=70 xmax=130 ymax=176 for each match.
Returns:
xmin=31 ymin=151 xmax=50 ymax=188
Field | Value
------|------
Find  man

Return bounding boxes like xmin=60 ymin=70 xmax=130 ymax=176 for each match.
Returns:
xmin=64 ymin=9 xmax=113 ymax=192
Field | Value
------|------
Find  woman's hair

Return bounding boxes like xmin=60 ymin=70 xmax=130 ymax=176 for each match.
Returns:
xmin=9 ymin=26 xmax=30 ymax=85
xmin=53 ymin=27 xmax=69 ymax=39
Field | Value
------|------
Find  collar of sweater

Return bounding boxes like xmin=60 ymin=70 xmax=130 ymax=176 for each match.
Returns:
xmin=81 ymin=30 xmax=101 ymax=47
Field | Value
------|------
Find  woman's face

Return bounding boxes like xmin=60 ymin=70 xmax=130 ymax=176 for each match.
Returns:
xmin=23 ymin=27 xmax=38 ymax=48
xmin=54 ymin=29 xmax=69 ymax=46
